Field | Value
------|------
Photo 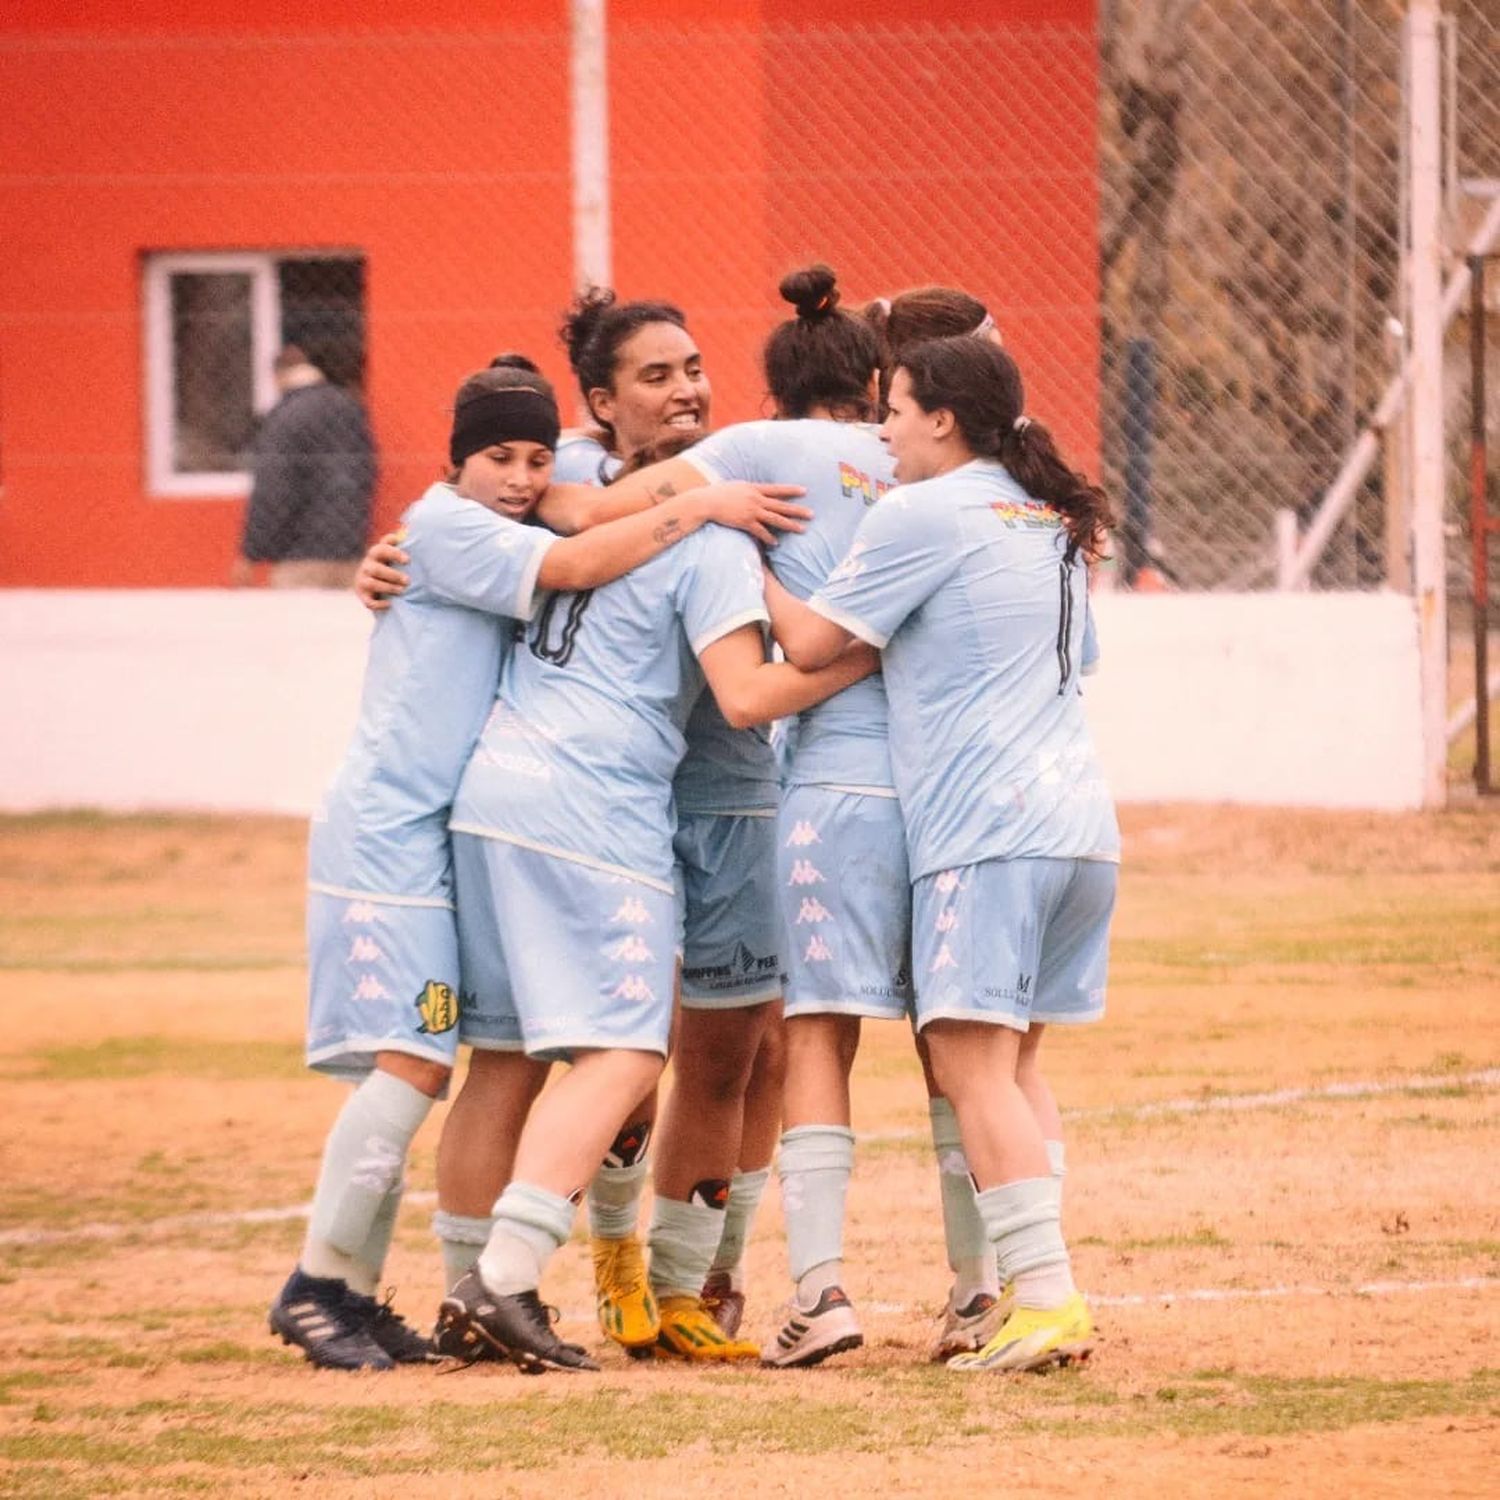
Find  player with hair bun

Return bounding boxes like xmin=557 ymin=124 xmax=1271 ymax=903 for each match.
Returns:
xmin=765 ymin=333 xmax=1118 ymax=1375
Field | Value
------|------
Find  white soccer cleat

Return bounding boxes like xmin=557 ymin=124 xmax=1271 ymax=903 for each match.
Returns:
xmin=762 ymin=1285 xmax=863 ymax=1369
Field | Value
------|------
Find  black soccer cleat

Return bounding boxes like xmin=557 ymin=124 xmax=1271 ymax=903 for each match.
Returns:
xmin=435 ymin=1270 xmax=599 ymax=1374
xmin=269 ymin=1268 xmax=394 ymax=1372
xmin=352 ymin=1288 xmax=438 ymax=1364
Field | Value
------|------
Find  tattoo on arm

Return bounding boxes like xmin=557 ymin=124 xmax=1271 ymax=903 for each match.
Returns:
xmin=647 ymin=481 xmax=678 ymax=506
xmin=651 ymin=516 xmax=683 ymax=545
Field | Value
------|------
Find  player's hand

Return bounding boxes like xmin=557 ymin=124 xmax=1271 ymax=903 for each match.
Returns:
xmin=355 ymin=533 xmax=410 ymax=612
xmin=699 ymin=482 xmax=810 ymax=548
xmin=229 ymin=556 xmax=255 ymax=589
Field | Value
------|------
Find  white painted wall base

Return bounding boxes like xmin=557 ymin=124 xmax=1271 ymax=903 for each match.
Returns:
xmin=0 ymin=590 xmax=1425 ymax=815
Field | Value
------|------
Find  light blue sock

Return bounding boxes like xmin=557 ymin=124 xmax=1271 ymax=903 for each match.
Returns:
xmin=479 ymin=1182 xmax=576 ymax=1295
xmin=930 ymin=1098 xmax=998 ymax=1305
xmin=350 ymin=1179 xmax=404 ymax=1295
xmin=301 ymin=1071 xmax=434 ymax=1286
xmin=433 ymin=1208 xmax=493 ymax=1291
xmin=977 ymin=1176 xmax=1075 ymax=1310
xmin=778 ymin=1124 xmax=855 ymax=1292
xmin=587 ymin=1160 xmax=648 ymax=1239
xmin=709 ymin=1167 xmax=770 ymax=1282
xmin=648 ymin=1196 xmax=725 ymax=1299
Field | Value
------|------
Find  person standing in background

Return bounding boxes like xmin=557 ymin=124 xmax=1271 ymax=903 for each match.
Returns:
xmin=232 ymin=345 xmax=378 ymax=589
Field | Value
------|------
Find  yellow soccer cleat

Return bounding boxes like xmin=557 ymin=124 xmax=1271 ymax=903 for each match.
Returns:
xmin=592 ymin=1234 xmax=660 ymax=1350
xmin=652 ymin=1294 xmax=761 ymax=1362
xmin=946 ymin=1291 xmax=1095 ymax=1374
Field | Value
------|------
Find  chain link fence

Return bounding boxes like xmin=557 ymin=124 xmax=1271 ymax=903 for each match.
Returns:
xmin=2 ymin=4 xmax=1497 ymax=595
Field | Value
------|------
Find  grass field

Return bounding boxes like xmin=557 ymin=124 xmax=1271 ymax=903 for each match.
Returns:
xmin=0 ymin=805 xmax=1496 ymax=1497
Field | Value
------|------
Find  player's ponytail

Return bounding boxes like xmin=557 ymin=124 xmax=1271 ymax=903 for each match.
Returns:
xmin=898 ymin=337 xmax=1114 ymax=564
xmin=763 ymin=263 xmax=880 ymax=421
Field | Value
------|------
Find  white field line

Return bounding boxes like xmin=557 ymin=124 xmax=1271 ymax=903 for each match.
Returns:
xmin=862 ymin=1276 xmax=1499 ymax=1316
xmin=1 ymin=1069 xmax=1493 ymax=1251
xmin=860 ymin=1067 xmax=1500 ymax=1143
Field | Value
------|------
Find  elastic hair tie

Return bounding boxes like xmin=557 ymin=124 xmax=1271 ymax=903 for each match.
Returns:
xmin=1012 ymin=415 xmax=1032 ymax=435
xmin=872 ymin=297 xmax=892 ymax=315
xmin=972 ymin=310 xmax=997 ymax=338
xmin=814 ymin=294 xmax=833 ymax=313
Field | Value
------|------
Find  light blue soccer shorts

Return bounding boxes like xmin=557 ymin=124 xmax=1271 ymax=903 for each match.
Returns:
xmin=305 ymin=889 xmax=462 ymax=1079
xmin=777 ymin=785 xmax=914 ymax=1022
xmin=450 ymin=833 xmax=523 ymax=1053
xmin=452 ymin=831 xmax=675 ymax=1062
xmin=911 ymin=857 xmax=1117 ymax=1033
xmin=674 ymin=810 xmax=781 ymax=1009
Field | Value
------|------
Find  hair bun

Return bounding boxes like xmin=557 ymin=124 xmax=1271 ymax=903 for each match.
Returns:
xmin=779 ymin=263 xmax=839 ymax=321
xmin=488 ymin=351 xmax=542 ymax=375
xmin=559 ymin=285 xmax=618 ymax=371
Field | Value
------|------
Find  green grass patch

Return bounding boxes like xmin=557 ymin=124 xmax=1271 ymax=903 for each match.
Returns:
xmin=1 ymin=1036 xmax=304 ymax=1083
xmin=3 ymin=1368 xmax=1494 ymax=1486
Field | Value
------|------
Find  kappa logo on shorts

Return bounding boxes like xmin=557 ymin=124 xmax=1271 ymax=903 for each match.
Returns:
xmin=795 ymin=896 xmax=832 ymax=924
xmin=803 ymin=933 xmax=833 ymax=962
xmin=342 ymin=901 xmax=377 ymax=924
xmin=613 ymin=975 xmax=656 ymax=1003
xmin=609 ymin=935 xmax=655 ymax=963
xmin=414 ymin=980 xmax=459 ymax=1035
xmin=930 ymin=944 xmax=958 ymax=973
xmin=348 ymin=936 xmax=384 ymax=962
xmin=935 ymin=908 xmax=959 ymax=934
xmin=352 ymin=974 xmax=391 ymax=1002
xmin=785 ymin=821 xmax=821 ymax=848
xmin=788 ymin=859 xmax=825 ymax=887
xmin=611 ymin=897 xmax=651 ymax=925
xmin=934 ymin=870 xmax=964 ymax=895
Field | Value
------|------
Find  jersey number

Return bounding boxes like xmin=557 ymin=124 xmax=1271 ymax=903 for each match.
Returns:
xmin=529 ymin=589 xmax=594 ymax=667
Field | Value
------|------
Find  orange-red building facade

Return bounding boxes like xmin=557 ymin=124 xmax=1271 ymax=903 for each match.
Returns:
xmin=0 ymin=0 xmax=1098 ymax=586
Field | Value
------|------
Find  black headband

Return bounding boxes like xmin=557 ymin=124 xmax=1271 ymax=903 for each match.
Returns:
xmin=449 ymin=388 xmax=561 ymax=467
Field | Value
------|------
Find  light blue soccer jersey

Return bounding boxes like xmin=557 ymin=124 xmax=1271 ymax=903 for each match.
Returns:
xmin=686 ymin=419 xmax=897 ymax=792
xmin=810 ymin=459 xmax=1119 ymax=879
xmin=308 ymin=483 xmax=557 ymax=901
xmin=450 ymin=525 xmax=770 ymax=887
xmin=551 ymin=427 xmax=777 ymax=813
xmin=552 ymin=431 xmax=620 ymax=486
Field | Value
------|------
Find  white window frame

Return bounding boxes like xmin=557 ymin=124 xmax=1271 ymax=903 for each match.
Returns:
xmin=143 ymin=252 xmax=280 ymax=498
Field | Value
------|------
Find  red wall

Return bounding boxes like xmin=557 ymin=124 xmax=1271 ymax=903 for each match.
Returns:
xmin=0 ymin=1 xmax=1097 ymax=586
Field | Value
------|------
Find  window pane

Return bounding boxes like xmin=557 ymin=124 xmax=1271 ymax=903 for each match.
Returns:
xmin=170 ymin=272 xmax=254 ymax=473
xmin=279 ymin=258 xmax=366 ymax=393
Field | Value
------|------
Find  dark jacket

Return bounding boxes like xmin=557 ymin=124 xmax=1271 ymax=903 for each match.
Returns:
xmin=241 ymin=382 xmax=377 ymax=562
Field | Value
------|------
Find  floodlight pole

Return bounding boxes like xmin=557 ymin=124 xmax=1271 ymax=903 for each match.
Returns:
xmin=571 ymin=0 xmax=612 ymax=292
xmin=1407 ymin=0 xmax=1447 ymax=808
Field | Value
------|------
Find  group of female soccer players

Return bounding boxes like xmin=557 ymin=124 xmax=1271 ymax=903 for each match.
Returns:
xmin=268 ymin=265 xmax=1119 ymax=1379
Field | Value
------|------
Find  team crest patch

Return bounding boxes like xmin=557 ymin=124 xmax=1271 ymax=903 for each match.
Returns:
xmin=414 ymin=980 xmax=459 ymax=1034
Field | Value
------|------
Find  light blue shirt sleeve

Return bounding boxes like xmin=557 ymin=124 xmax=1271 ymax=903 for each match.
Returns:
xmin=808 ymin=486 xmax=960 ymax=648
xmin=677 ymin=527 xmax=771 ymax=656
xmin=680 ymin=421 xmax=779 ymax=485
xmin=415 ymin=500 xmax=557 ymax=622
